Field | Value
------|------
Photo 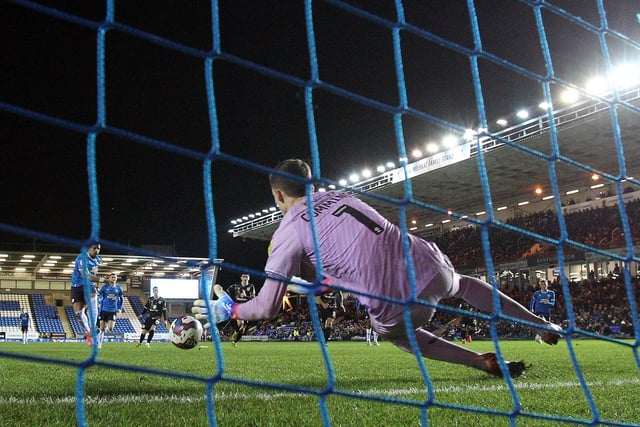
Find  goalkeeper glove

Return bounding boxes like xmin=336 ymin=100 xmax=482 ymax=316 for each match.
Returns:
xmin=286 ymin=276 xmax=332 ymax=295
xmin=192 ymin=284 xmax=235 ymax=326
xmin=213 ymin=291 xmax=235 ymax=323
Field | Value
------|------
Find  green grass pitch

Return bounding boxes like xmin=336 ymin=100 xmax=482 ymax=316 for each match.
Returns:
xmin=0 ymin=339 xmax=638 ymax=426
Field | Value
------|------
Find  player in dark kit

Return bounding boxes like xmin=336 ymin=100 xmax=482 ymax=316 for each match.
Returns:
xmin=316 ymin=290 xmax=344 ymax=343
xmin=227 ymin=273 xmax=256 ymax=347
xmin=136 ymin=286 xmax=168 ymax=348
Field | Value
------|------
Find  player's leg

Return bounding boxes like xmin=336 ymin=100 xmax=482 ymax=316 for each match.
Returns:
xmin=146 ymin=322 xmax=157 ymax=346
xmin=136 ymin=328 xmax=146 ymax=347
xmin=373 ymin=330 xmax=379 ymax=345
xmin=533 ymin=313 xmax=548 ymax=343
xmin=454 ymin=275 xmax=562 ymax=343
xmin=98 ymin=318 xmax=105 ymax=348
xmin=72 ymin=288 xmax=92 ymax=345
xmin=390 ymin=328 xmax=525 ymax=378
xmin=236 ymin=320 xmax=246 ymax=344
xmin=320 ymin=313 xmax=332 ymax=343
xmin=231 ymin=319 xmax=241 ymax=347
xmin=88 ymin=295 xmax=98 ymax=334
xmin=321 ymin=309 xmax=337 ymax=343
xmin=137 ymin=317 xmax=150 ymax=347
xmin=232 ymin=320 xmax=243 ymax=345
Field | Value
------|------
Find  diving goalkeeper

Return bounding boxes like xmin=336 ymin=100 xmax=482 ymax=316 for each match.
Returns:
xmin=200 ymin=159 xmax=563 ymax=378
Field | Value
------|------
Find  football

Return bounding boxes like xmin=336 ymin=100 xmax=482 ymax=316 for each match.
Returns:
xmin=169 ymin=315 xmax=203 ymax=350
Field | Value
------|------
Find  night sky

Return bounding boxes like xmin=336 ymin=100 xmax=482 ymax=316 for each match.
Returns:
xmin=1 ymin=1 xmax=639 ymax=283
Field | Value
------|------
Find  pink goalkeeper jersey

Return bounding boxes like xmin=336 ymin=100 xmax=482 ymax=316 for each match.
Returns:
xmin=234 ymin=190 xmax=454 ymax=331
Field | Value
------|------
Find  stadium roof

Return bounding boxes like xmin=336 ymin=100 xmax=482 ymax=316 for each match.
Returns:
xmin=0 ymin=251 xmax=210 ymax=281
xmin=232 ymin=86 xmax=640 ymax=241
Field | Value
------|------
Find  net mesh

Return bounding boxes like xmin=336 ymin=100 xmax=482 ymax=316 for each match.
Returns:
xmin=1 ymin=0 xmax=640 ymax=426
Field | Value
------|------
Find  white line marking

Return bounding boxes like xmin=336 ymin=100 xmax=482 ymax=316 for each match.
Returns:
xmin=1 ymin=377 xmax=638 ymax=405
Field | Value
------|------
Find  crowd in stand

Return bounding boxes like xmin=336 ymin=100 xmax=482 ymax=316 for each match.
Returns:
xmin=439 ymin=196 xmax=640 ymax=269
xmin=234 ymin=197 xmax=639 ymax=342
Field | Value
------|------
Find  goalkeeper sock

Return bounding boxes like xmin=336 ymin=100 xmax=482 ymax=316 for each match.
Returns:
xmin=456 ymin=275 xmax=551 ymax=328
xmin=147 ymin=330 xmax=155 ymax=343
xmin=231 ymin=331 xmax=238 ymax=343
xmin=139 ymin=333 xmax=145 ymax=343
xmin=323 ymin=327 xmax=331 ymax=342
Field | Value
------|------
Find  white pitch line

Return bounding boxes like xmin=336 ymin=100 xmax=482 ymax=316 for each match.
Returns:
xmin=1 ymin=377 xmax=638 ymax=405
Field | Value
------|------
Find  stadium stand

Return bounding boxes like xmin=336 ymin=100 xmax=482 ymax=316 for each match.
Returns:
xmin=128 ymin=295 xmax=145 ymax=316
xmin=0 ymin=294 xmax=28 ymax=334
xmin=64 ymin=306 xmax=86 ymax=337
xmin=31 ymin=294 xmax=65 ymax=335
xmin=238 ymin=200 xmax=640 ymax=343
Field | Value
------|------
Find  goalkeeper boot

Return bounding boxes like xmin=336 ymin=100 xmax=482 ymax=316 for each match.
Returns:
xmin=475 ymin=352 xmax=527 ymax=379
xmin=540 ymin=323 xmax=563 ymax=345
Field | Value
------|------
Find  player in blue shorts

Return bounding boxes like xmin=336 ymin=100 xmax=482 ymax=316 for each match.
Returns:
xmin=97 ymin=273 xmax=124 ymax=349
xmin=530 ymin=279 xmax=556 ymax=343
xmin=70 ymin=243 xmax=105 ymax=346
xmin=19 ymin=308 xmax=30 ymax=344
xmin=200 ymin=159 xmax=563 ymax=378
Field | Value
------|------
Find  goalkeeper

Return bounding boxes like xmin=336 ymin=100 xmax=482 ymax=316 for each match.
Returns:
xmin=201 ymin=159 xmax=563 ymax=378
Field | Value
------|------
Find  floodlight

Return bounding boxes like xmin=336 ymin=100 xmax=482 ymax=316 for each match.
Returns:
xmin=586 ymin=77 xmax=608 ymax=95
xmin=442 ymin=135 xmax=457 ymax=147
xmin=611 ymin=63 xmax=639 ymax=89
xmin=561 ymin=88 xmax=579 ymax=104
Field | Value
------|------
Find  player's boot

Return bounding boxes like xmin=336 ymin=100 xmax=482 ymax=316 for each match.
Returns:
xmin=144 ymin=342 xmax=150 ymax=348
xmin=540 ymin=323 xmax=563 ymax=345
xmin=135 ymin=342 xmax=141 ymax=348
xmin=475 ymin=353 xmax=527 ymax=379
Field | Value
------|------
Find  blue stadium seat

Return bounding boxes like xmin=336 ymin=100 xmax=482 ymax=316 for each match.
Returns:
xmin=128 ymin=295 xmax=145 ymax=316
